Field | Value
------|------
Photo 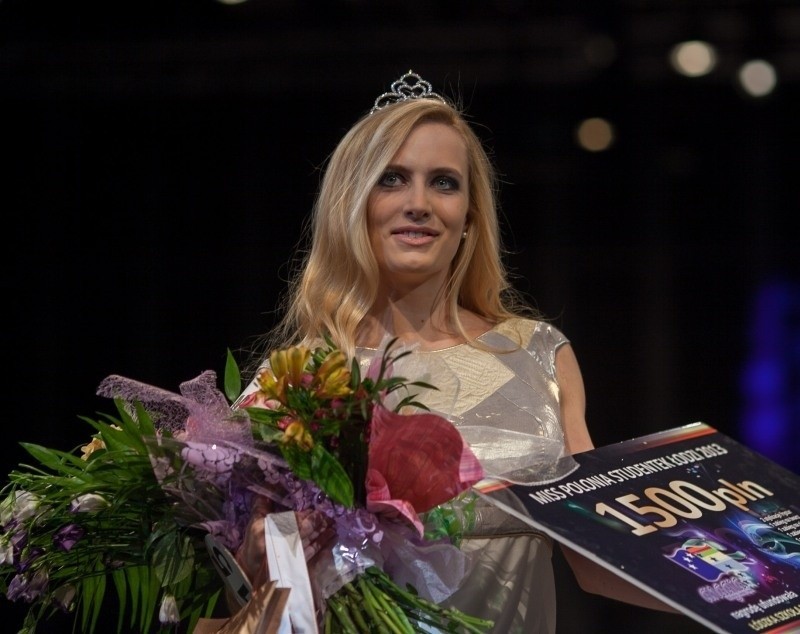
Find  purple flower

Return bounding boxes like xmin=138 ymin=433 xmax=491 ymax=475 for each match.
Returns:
xmin=7 ymin=529 xmax=28 ymax=568
xmin=6 ymin=568 xmax=49 ymax=602
xmin=6 ymin=575 xmax=28 ymax=601
xmin=6 ymin=574 xmax=28 ymax=601
xmin=53 ymin=523 xmax=85 ymax=552
xmin=16 ymin=547 xmax=43 ymax=573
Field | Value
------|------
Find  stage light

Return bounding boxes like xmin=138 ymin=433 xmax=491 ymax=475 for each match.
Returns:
xmin=738 ymin=59 xmax=777 ymax=97
xmin=575 ymin=117 xmax=615 ymax=152
xmin=669 ymin=40 xmax=717 ymax=77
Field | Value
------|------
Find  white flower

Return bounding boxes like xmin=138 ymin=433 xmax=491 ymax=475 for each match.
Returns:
xmin=53 ymin=584 xmax=77 ymax=611
xmin=69 ymin=493 xmax=109 ymax=513
xmin=158 ymin=594 xmax=180 ymax=624
xmin=0 ymin=490 xmax=40 ymax=524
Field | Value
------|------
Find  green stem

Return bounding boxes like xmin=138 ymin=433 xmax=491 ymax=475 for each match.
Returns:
xmin=441 ymin=607 xmax=496 ymax=633
xmin=367 ymin=579 xmax=411 ymax=634
xmin=381 ymin=589 xmax=415 ymax=633
xmin=360 ymin=575 xmax=406 ymax=634
xmin=328 ymin=595 xmax=360 ymax=634
xmin=343 ymin=594 xmax=370 ymax=633
xmin=326 ymin=566 xmax=493 ymax=634
xmin=365 ymin=566 xmax=493 ymax=633
xmin=355 ymin=577 xmax=392 ymax=634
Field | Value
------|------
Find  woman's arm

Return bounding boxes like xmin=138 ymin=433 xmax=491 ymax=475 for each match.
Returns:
xmin=555 ymin=343 xmax=679 ymax=612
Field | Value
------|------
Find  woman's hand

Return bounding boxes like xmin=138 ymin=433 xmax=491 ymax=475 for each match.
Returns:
xmin=234 ymin=496 xmax=336 ymax=591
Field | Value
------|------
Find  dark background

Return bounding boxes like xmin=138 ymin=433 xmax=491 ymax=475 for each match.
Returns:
xmin=2 ymin=0 xmax=799 ymax=632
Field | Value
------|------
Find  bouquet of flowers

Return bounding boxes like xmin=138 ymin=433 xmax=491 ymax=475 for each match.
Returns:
xmin=1 ymin=337 xmax=493 ymax=634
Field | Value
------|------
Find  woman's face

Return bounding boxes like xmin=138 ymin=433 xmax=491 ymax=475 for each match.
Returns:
xmin=367 ymin=121 xmax=469 ymax=293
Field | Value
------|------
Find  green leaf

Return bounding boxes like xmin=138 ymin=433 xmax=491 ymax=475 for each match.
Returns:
xmin=89 ymin=420 xmax=144 ymax=455
xmin=131 ymin=401 xmax=157 ymax=437
xmin=224 ymin=348 xmax=242 ymax=403
xmin=393 ymin=395 xmax=431 ymax=412
xmin=127 ymin=565 xmax=142 ymax=629
xmin=78 ymin=562 xmax=107 ymax=634
xmin=349 ymin=356 xmax=362 ymax=386
xmin=112 ymin=568 xmax=128 ymax=634
xmin=139 ymin=566 xmax=160 ymax=632
xmin=79 ymin=403 xmax=153 ymax=456
xmin=281 ymin=443 xmax=313 ymax=480
xmin=19 ymin=443 xmax=88 ymax=477
xmin=183 ymin=588 xmax=222 ymax=634
xmin=310 ymin=444 xmax=354 ymax=507
xmin=152 ymin=532 xmax=195 ymax=587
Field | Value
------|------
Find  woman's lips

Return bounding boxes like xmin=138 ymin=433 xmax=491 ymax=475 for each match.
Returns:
xmin=391 ymin=229 xmax=438 ymax=245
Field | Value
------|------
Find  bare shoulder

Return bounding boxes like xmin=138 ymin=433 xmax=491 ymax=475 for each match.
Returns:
xmin=555 ymin=343 xmax=595 ymax=454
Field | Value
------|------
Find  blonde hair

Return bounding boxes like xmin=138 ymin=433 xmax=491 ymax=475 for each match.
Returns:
xmin=263 ymin=97 xmax=534 ymax=360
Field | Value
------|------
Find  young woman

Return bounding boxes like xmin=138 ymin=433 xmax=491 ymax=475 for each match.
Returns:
xmin=237 ymin=71 xmax=673 ymax=632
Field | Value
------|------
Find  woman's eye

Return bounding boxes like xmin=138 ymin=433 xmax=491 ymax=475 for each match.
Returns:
xmin=378 ymin=172 xmax=402 ymax=187
xmin=434 ymin=175 xmax=459 ymax=190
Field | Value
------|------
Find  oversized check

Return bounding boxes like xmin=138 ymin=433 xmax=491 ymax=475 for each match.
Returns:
xmin=475 ymin=422 xmax=800 ymax=634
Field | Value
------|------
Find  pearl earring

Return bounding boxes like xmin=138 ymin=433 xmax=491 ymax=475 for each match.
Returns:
xmin=462 ymin=230 xmax=468 ymax=240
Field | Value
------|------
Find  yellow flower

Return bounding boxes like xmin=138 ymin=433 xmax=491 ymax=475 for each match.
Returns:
xmin=315 ymin=349 xmax=352 ymax=398
xmin=80 ymin=426 xmax=122 ymax=461
xmin=281 ymin=420 xmax=314 ymax=451
xmin=254 ymin=367 xmax=283 ymax=401
xmin=80 ymin=437 xmax=106 ymax=460
xmin=271 ymin=346 xmax=311 ymax=386
xmin=258 ymin=346 xmax=312 ymax=402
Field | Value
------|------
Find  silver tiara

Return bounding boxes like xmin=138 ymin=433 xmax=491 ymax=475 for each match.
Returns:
xmin=369 ymin=70 xmax=446 ymax=115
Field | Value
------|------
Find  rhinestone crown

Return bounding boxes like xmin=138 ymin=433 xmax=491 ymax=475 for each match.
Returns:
xmin=370 ymin=70 xmax=446 ymax=115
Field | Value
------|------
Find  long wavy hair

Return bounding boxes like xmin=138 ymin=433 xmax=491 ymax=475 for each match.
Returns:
xmin=259 ymin=97 xmax=534 ymax=362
